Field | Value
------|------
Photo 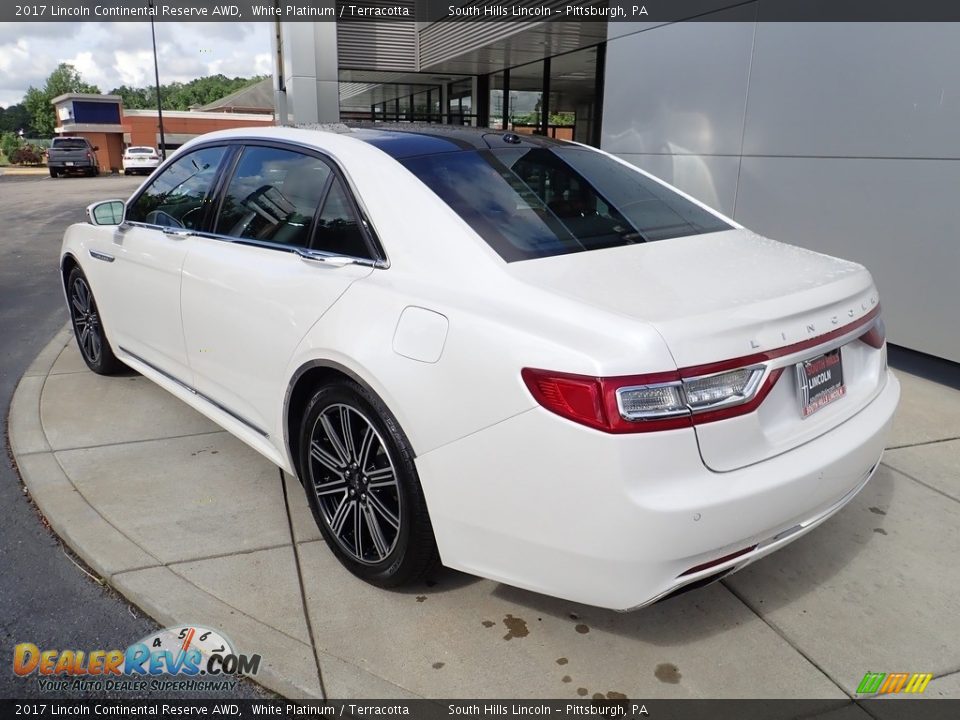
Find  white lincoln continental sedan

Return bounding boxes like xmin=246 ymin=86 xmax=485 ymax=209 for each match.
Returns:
xmin=60 ymin=125 xmax=899 ymax=610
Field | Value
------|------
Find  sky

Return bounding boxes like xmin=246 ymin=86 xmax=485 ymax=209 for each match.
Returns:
xmin=0 ymin=22 xmax=273 ymax=108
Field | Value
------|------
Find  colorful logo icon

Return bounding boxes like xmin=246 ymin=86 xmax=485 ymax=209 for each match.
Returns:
xmin=856 ymin=672 xmax=932 ymax=695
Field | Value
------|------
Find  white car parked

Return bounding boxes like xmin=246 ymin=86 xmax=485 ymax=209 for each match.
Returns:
xmin=122 ymin=146 xmax=161 ymax=176
xmin=60 ymin=125 xmax=899 ymax=610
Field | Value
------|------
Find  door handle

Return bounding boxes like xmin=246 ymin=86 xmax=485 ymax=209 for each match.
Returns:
xmin=294 ymin=249 xmax=357 ymax=268
xmin=162 ymin=227 xmax=193 ymax=239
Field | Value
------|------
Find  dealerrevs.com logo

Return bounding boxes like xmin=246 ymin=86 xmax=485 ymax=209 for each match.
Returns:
xmin=13 ymin=625 xmax=261 ymax=693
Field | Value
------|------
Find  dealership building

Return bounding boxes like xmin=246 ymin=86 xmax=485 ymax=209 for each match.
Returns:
xmin=271 ymin=4 xmax=959 ymax=364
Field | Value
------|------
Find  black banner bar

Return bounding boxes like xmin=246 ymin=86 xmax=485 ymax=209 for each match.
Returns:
xmin=1 ymin=699 xmax=959 ymax=720
xmin=5 ymin=0 xmax=960 ymax=23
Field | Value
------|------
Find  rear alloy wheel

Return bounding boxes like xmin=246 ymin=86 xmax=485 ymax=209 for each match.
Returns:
xmin=67 ymin=267 xmax=122 ymax=375
xmin=299 ymin=380 xmax=438 ymax=587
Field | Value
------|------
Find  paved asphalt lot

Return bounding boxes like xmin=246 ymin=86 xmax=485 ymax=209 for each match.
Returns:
xmin=2 ymin=172 xmax=959 ymax=703
xmin=0 ymin=174 xmax=270 ymax=699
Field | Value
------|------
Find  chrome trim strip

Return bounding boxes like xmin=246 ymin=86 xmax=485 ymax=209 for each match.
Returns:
xmin=88 ymin=250 xmax=115 ymax=263
xmin=764 ymin=317 xmax=881 ymax=371
xmin=118 ymin=345 xmax=269 ymax=438
xmin=188 ymin=230 xmax=386 ymax=269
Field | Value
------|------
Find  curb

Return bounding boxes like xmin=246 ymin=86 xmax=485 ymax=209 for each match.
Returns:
xmin=8 ymin=326 xmax=325 ymax=700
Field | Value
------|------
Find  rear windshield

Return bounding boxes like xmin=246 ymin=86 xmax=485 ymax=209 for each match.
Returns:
xmin=127 ymin=147 xmax=154 ymax=154
xmin=52 ymin=139 xmax=89 ymax=149
xmin=402 ymin=147 xmax=731 ymax=262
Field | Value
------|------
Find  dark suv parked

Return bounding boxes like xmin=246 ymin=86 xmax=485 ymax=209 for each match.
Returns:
xmin=47 ymin=137 xmax=99 ymax=177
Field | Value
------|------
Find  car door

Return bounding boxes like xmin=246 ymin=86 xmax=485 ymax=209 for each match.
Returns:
xmin=180 ymin=143 xmax=377 ymax=439
xmin=108 ymin=144 xmax=229 ymax=384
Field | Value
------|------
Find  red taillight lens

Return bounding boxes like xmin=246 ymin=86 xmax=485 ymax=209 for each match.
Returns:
xmin=523 ymin=309 xmax=881 ymax=434
xmin=520 ymin=368 xmax=608 ymax=431
xmin=859 ymin=318 xmax=886 ymax=349
xmin=523 ymin=365 xmax=784 ymax=434
xmin=521 ymin=368 xmax=694 ymax=433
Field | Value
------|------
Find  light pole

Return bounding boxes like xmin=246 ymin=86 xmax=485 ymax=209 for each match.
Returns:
xmin=148 ymin=0 xmax=167 ymax=159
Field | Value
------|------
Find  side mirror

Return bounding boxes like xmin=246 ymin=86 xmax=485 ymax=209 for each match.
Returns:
xmin=87 ymin=199 xmax=125 ymax=226
xmin=92 ymin=146 xmax=99 ymax=151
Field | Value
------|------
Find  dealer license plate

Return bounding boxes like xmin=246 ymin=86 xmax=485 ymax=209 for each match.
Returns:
xmin=796 ymin=348 xmax=845 ymax=418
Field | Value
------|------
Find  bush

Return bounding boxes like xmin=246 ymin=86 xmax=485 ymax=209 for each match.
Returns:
xmin=0 ymin=131 xmax=19 ymax=161
xmin=10 ymin=144 xmax=44 ymax=166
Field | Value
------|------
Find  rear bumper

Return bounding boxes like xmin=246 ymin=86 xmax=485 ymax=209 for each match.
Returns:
xmin=416 ymin=370 xmax=900 ymax=610
xmin=49 ymin=161 xmax=95 ymax=169
xmin=122 ymin=160 xmax=159 ymax=170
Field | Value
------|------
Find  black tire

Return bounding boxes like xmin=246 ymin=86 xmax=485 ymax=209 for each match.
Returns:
xmin=87 ymin=167 xmax=98 ymax=177
xmin=298 ymin=379 xmax=438 ymax=587
xmin=123 ymin=169 xmax=130 ymax=176
xmin=49 ymin=168 xmax=58 ymax=178
xmin=66 ymin=266 xmax=123 ymax=375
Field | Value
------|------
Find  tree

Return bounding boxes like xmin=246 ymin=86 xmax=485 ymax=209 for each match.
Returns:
xmin=24 ymin=63 xmax=100 ymax=137
xmin=109 ymin=74 xmax=265 ymax=112
xmin=0 ymin=103 xmax=31 ymax=135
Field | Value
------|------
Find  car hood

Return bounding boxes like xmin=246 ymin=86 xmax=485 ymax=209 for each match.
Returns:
xmin=506 ymin=228 xmax=878 ymax=368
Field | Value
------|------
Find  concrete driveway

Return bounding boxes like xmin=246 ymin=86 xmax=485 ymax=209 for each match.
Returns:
xmin=9 ymin=327 xmax=960 ymax=700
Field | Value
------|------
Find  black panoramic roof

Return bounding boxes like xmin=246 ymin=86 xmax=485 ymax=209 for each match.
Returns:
xmin=342 ymin=122 xmax=570 ymax=160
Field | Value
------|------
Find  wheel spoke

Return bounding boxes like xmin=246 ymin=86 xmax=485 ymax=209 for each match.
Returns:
xmin=353 ymin=501 xmax=363 ymax=558
xmin=320 ymin=413 xmax=350 ymax=465
xmin=89 ymin=329 xmax=101 ymax=361
xmin=313 ymin=477 xmax=347 ymax=496
xmin=310 ymin=440 xmax=345 ymax=475
xmin=340 ymin=406 xmax=357 ymax=461
xmin=368 ymin=491 xmax=400 ymax=530
xmin=365 ymin=466 xmax=395 ymax=489
xmin=363 ymin=504 xmax=389 ymax=559
xmin=358 ymin=426 xmax=376 ymax=470
xmin=72 ymin=295 xmax=86 ymax=314
xmin=329 ymin=496 xmax=354 ymax=535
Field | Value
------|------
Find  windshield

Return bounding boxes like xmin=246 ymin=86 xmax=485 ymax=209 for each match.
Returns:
xmin=402 ymin=146 xmax=731 ymax=262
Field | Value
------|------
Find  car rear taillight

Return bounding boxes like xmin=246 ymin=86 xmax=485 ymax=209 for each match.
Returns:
xmin=859 ymin=318 xmax=886 ymax=349
xmin=522 ymin=365 xmax=781 ymax=434
xmin=86 ymin=152 xmax=94 ymax=162
xmin=524 ymin=308 xmax=883 ymax=434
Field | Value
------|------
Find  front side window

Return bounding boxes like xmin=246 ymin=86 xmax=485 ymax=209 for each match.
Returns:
xmin=215 ymin=146 xmax=332 ymax=248
xmin=127 ymin=146 xmax=226 ymax=229
xmin=402 ymin=146 xmax=731 ymax=262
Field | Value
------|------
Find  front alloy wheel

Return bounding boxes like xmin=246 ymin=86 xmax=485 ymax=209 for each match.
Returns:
xmin=67 ymin=267 xmax=122 ymax=375
xmin=299 ymin=380 xmax=437 ymax=586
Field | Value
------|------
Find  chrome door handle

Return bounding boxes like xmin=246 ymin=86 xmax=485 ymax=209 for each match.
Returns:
xmin=161 ymin=227 xmax=193 ymax=239
xmin=294 ymin=249 xmax=357 ymax=268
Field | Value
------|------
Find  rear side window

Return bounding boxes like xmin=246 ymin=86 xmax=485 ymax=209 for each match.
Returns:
xmin=402 ymin=147 xmax=730 ymax=262
xmin=126 ymin=146 xmax=227 ymax=229
xmin=215 ymin=146 xmax=332 ymax=248
xmin=312 ymin=178 xmax=369 ymax=258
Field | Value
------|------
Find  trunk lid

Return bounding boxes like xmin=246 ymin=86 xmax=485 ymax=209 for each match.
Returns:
xmin=508 ymin=229 xmax=887 ymax=470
